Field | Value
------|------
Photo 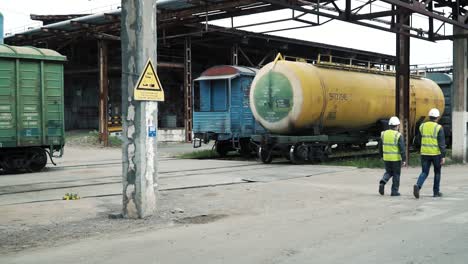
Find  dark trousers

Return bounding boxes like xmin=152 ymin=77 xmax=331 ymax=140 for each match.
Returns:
xmin=416 ymin=155 xmax=442 ymax=194
xmin=380 ymin=161 xmax=401 ymax=194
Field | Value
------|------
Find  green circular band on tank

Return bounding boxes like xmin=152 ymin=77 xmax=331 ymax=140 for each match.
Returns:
xmin=253 ymin=71 xmax=293 ymax=122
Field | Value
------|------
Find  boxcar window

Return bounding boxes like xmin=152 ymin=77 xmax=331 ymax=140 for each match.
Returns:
xmin=198 ymin=81 xmax=211 ymax=112
xmin=193 ymin=81 xmax=201 ymax=112
xmin=194 ymin=79 xmax=228 ymax=112
xmin=211 ymin=80 xmax=228 ymax=111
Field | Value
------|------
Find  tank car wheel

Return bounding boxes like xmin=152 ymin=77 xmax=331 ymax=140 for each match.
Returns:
xmin=258 ymin=146 xmax=273 ymax=164
xmin=28 ymin=148 xmax=48 ymax=172
xmin=290 ymin=143 xmax=308 ymax=164
xmin=310 ymin=146 xmax=328 ymax=163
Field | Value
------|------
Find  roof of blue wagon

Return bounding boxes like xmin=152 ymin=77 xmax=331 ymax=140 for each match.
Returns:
xmin=194 ymin=65 xmax=257 ymax=81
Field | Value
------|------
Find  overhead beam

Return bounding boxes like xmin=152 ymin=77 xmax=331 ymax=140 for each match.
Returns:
xmin=380 ymin=0 xmax=468 ymax=29
xmin=261 ymin=0 xmax=438 ymax=41
xmin=352 ymin=10 xmax=399 ymax=20
xmin=159 ymin=0 xmax=260 ymax=22
xmin=94 ymin=33 xmax=121 ymax=41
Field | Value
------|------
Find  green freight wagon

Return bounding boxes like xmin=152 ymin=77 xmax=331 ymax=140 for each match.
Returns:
xmin=0 ymin=44 xmax=66 ymax=172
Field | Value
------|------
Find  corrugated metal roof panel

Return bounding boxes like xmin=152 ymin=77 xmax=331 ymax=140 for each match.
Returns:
xmin=231 ymin=66 xmax=258 ymax=75
xmin=198 ymin=65 xmax=257 ymax=79
xmin=194 ymin=74 xmax=238 ymax=81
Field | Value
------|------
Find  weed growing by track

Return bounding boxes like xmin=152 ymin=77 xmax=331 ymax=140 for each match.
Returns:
xmin=65 ymin=130 xmax=122 ymax=148
xmin=324 ymin=150 xmax=459 ymax=168
xmin=177 ymin=149 xmax=220 ymax=159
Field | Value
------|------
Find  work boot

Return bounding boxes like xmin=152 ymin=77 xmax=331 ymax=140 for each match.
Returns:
xmin=433 ymin=192 xmax=443 ymax=197
xmin=379 ymin=183 xmax=385 ymax=195
xmin=391 ymin=192 xmax=401 ymax=196
xmin=413 ymin=185 xmax=420 ymax=199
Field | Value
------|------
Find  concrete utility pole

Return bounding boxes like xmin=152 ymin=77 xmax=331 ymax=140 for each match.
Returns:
xmin=452 ymin=27 xmax=468 ymax=163
xmin=121 ymin=0 xmax=158 ymax=218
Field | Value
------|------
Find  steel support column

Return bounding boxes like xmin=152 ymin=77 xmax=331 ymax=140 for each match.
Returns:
xmin=98 ymin=40 xmax=109 ymax=147
xmin=395 ymin=7 xmax=411 ymax=164
xmin=452 ymin=26 xmax=468 ymax=162
xmin=121 ymin=0 xmax=158 ymax=218
xmin=184 ymin=37 xmax=193 ymax=142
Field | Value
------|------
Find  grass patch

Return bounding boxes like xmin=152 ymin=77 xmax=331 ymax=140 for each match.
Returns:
xmin=324 ymin=150 xmax=459 ymax=168
xmin=324 ymin=156 xmax=385 ymax=168
xmin=176 ymin=149 xmax=220 ymax=159
xmin=108 ymin=135 xmax=123 ymax=147
xmin=66 ymin=130 xmax=122 ymax=148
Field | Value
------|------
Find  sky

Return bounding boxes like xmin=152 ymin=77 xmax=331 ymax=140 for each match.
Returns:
xmin=0 ymin=0 xmax=454 ymax=66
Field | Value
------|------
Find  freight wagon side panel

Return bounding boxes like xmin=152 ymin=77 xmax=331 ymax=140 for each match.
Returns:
xmin=44 ymin=63 xmax=64 ymax=146
xmin=193 ymin=79 xmax=231 ymax=134
xmin=0 ymin=58 xmax=16 ymax=147
xmin=18 ymin=60 xmax=42 ymax=146
xmin=230 ymin=78 xmax=242 ymax=134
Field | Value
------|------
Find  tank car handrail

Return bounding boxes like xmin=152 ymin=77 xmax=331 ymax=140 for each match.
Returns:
xmin=272 ymin=52 xmax=421 ymax=79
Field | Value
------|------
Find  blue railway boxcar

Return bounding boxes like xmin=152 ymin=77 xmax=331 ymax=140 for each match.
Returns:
xmin=192 ymin=65 xmax=264 ymax=156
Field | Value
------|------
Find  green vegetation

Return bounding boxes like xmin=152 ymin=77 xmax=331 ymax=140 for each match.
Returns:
xmin=65 ymin=130 xmax=122 ymax=148
xmin=108 ymin=135 xmax=123 ymax=147
xmin=175 ymin=147 xmax=461 ymax=169
xmin=176 ymin=149 xmax=219 ymax=159
xmin=324 ymin=150 xmax=459 ymax=168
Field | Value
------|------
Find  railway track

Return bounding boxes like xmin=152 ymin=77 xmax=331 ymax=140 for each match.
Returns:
xmin=0 ymin=162 xmax=265 ymax=197
xmin=0 ymin=151 xmax=380 ymax=206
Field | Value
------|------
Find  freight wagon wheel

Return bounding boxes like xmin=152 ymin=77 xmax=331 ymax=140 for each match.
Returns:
xmin=258 ymin=146 xmax=273 ymax=164
xmin=290 ymin=143 xmax=308 ymax=164
xmin=28 ymin=148 xmax=48 ymax=172
xmin=215 ymin=141 xmax=230 ymax=157
xmin=309 ymin=146 xmax=328 ymax=163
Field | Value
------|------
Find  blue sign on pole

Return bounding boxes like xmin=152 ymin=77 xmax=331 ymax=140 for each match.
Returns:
xmin=148 ymin=126 xmax=157 ymax=137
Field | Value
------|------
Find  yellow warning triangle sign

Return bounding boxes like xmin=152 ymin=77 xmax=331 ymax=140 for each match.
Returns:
xmin=134 ymin=59 xmax=165 ymax=101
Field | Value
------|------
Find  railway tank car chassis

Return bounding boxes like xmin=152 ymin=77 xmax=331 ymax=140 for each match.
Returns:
xmin=0 ymin=44 xmax=66 ymax=173
xmin=250 ymin=54 xmax=445 ymax=164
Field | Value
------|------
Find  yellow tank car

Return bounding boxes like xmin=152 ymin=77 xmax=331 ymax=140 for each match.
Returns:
xmin=250 ymin=59 xmax=444 ymax=135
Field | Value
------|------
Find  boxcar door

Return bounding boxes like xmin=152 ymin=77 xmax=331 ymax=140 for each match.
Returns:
xmin=18 ymin=60 xmax=42 ymax=146
xmin=227 ymin=78 xmax=241 ymax=136
xmin=44 ymin=62 xmax=64 ymax=147
xmin=0 ymin=59 xmax=16 ymax=148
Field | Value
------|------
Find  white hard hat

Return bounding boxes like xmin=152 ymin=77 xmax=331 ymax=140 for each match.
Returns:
xmin=389 ymin=116 xmax=400 ymax=126
xmin=428 ymin=108 xmax=440 ymax=118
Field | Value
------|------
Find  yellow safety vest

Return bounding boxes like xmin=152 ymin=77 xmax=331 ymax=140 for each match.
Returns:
xmin=420 ymin=121 xmax=442 ymax=155
xmin=381 ymin=129 xmax=402 ymax=161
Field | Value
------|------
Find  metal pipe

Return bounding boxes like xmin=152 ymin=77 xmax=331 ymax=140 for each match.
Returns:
xmin=0 ymin=12 xmax=3 ymax=44
xmin=9 ymin=10 xmax=121 ymax=37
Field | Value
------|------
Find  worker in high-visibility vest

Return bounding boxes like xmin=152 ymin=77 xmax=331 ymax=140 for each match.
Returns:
xmin=413 ymin=108 xmax=446 ymax=199
xmin=378 ymin=116 xmax=406 ymax=196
